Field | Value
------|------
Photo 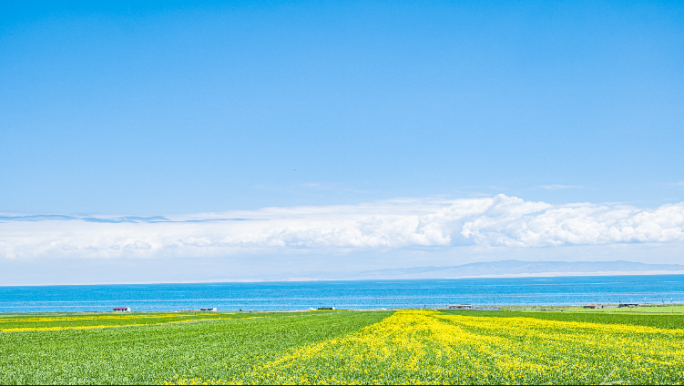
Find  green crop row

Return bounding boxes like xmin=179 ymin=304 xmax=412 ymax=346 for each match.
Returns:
xmin=0 ymin=311 xmax=331 ymax=331
xmin=0 ymin=311 xmax=390 ymax=384
xmin=444 ymin=309 xmax=684 ymax=329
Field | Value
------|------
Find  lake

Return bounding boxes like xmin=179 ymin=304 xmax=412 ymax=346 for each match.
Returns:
xmin=1 ymin=274 xmax=683 ymax=312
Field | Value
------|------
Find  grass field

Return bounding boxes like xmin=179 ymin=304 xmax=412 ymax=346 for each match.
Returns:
xmin=0 ymin=310 xmax=315 ymax=332
xmin=572 ymin=305 xmax=684 ymax=314
xmin=501 ymin=305 xmax=684 ymax=314
xmin=1 ymin=309 xmax=683 ymax=384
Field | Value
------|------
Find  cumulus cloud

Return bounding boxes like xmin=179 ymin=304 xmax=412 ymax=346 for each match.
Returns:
xmin=1 ymin=195 xmax=684 ymax=259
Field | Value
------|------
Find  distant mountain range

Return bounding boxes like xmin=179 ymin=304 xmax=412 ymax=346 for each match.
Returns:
xmin=279 ymin=260 xmax=684 ymax=281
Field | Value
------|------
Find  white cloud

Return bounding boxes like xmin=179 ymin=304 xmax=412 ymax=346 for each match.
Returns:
xmin=1 ymin=194 xmax=684 ymax=260
xmin=461 ymin=197 xmax=684 ymax=247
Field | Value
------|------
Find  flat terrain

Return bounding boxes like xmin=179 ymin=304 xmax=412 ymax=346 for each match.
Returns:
xmin=1 ymin=309 xmax=683 ymax=384
xmin=572 ymin=305 xmax=684 ymax=314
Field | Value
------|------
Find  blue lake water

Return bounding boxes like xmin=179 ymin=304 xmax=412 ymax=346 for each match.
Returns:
xmin=1 ymin=275 xmax=683 ymax=312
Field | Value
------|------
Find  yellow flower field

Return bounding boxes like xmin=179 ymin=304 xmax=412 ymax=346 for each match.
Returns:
xmin=0 ymin=312 xmax=235 ymax=324
xmin=170 ymin=310 xmax=684 ymax=384
xmin=0 ymin=312 xmax=238 ymax=332
xmin=2 ymin=309 xmax=682 ymax=384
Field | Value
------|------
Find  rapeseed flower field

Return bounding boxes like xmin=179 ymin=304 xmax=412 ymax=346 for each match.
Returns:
xmin=1 ymin=309 xmax=682 ymax=384
xmin=234 ymin=310 xmax=684 ymax=384
xmin=0 ymin=312 xmax=238 ymax=332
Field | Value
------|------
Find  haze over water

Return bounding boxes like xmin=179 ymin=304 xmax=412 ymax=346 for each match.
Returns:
xmin=1 ymin=275 xmax=683 ymax=313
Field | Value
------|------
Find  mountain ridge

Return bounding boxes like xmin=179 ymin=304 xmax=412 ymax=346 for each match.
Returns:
xmin=277 ymin=260 xmax=684 ymax=281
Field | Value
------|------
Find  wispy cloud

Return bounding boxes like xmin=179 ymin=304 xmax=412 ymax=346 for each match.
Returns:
xmin=300 ymin=182 xmax=324 ymax=188
xmin=539 ymin=184 xmax=580 ymax=190
xmin=1 ymin=195 xmax=684 ymax=260
xmin=676 ymin=181 xmax=684 ymax=187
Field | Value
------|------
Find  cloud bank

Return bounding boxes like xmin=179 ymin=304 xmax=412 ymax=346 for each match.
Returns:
xmin=1 ymin=194 xmax=684 ymax=260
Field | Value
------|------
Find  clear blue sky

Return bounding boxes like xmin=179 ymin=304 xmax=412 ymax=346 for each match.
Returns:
xmin=2 ymin=0 xmax=683 ymax=215
xmin=2 ymin=1 xmax=684 ymax=284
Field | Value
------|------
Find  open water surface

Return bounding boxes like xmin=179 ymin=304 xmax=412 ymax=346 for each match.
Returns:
xmin=1 ymin=275 xmax=683 ymax=312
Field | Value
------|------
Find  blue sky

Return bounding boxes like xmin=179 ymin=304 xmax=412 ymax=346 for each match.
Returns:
xmin=1 ymin=1 xmax=684 ymax=283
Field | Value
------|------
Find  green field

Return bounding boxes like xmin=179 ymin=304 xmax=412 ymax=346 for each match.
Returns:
xmin=500 ymin=305 xmax=684 ymax=314
xmin=1 ymin=309 xmax=683 ymax=384
xmin=572 ymin=305 xmax=684 ymax=314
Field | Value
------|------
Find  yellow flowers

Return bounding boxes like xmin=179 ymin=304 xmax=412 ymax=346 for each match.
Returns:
xmin=0 ymin=312 xmax=237 ymax=332
xmin=3 ymin=319 xmax=195 ymax=332
xmin=164 ymin=375 xmax=238 ymax=385
xmin=4 ymin=309 xmax=683 ymax=384
xmin=208 ymin=310 xmax=684 ymax=384
xmin=0 ymin=312 xmax=235 ymax=324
